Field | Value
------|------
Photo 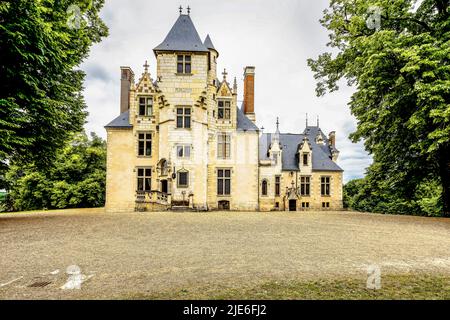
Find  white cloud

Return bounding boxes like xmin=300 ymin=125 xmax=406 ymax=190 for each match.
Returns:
xmin=80 ymin=0 xmax=372 ymax=183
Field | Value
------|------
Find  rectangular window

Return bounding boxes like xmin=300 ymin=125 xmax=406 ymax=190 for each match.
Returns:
xmin=321 ymin=176 xmax=331 ymax=196
xmin=303 ymin=153 xmax=308 ymax=166
xmin=218 ymin=100 xmax=231 ymax=120
xmin=275 ymin=176 xmax=281 ymax=197
xmin=138 ymin=132 xmax=152 ymax=157
xmin=176 ymin=107 xmax=191 ymax=129
xmin=217 ymin=133 xmax=231 ymax=159
xmin=139 ymin=96 xmax=153 ymax=116
xmin=177 ymin=171 xmax=189 ymax=188
xmin=177 ymin=55 xmax=191 ymax=74
xmin=177 ymin=145 xmax=191 ymax=158
xmin=322 ymin=202 xmax=330 ymax=208
xmin=217 ymin=169 xmax=231 ymax=196
xmin=300 ymin=176 xmax=310 ymax=196
xmin=137 ymin=167 xmax=151 ymax=191
xmin=302 ymin=202 xmax=310 ymax=208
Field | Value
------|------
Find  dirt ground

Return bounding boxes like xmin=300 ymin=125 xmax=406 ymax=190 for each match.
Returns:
xmin=0 ymin=209 xmax=449 ymax=299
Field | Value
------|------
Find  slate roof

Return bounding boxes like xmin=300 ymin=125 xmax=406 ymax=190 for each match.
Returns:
xmin=105 ymin=110 xmax=132 ymax=129
xmin=203 ymin=34 xmax=216 ymax=51
xmin=105 ymin=106 xmax=258 ymax=132
xmin=259 ymin=126 xmax=343 ymax=172
xmin=154 ymin=14 xmax=209 ymax=53
xmin=237 ymin=106 xmax=259 ymax=132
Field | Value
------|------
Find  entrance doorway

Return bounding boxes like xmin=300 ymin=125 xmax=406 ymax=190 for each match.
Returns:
xmin=161 ymin=180 xmax=168 ymax=194
xmin=289 ymin=200 xmax=297 ymax=211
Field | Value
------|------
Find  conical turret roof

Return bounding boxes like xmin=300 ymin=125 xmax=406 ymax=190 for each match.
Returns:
xmin=154 ymin=14 xmax=209 ymax=53
xmin=204 ymin=34 xmax=216 ymax=50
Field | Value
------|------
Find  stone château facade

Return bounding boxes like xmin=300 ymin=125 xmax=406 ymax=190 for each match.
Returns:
xmin=105 ymin=10 xmax=343 ymax=212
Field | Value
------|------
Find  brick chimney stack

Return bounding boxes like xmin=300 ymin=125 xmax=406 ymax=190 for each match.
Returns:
xmin=328 ymin=131 xmax=336 ymax=147
xmin=120 ymin=67 xmax=134 ymax=114
xmin=243 ymin=66 xmax=256 ymax=123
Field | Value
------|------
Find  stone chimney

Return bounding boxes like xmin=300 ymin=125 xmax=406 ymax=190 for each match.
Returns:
xmin=328 ymin=131 xmax=336 ymax=147
xmin=243 ymin=66 xmax=256 ymax=123
xmin=120 ymin=67 xmax=134 ymax=114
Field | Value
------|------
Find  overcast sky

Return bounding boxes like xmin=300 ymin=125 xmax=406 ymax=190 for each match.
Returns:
xmin=80 ymin=0 xmax=372 ymax=182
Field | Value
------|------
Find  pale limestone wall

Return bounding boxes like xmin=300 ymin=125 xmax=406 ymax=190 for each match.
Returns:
xmin=157 ymin=52 xmax=210 ymax=208
xmin=280 ymin=171 xmax=343 ymax=211
xmin=207 ymin=130 xmax=259 ymax=211
xmin=258 ymin=167 xmax=343 ymax=212
xmin=259 ymin=170 xmax=282 ymax=212
xmin=106 ymin=70 xmax=162 ymax=212
xmin=105 ymin=129 xmax=136 ymax=212
xmin=308 ymin=171 xmax=343 ymax=210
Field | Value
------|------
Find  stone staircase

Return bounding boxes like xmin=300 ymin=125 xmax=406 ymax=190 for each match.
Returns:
xmin=170 ymin=206 xmax=196 ymax=212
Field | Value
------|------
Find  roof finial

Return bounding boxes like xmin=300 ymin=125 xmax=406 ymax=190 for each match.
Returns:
xmin=179 ymin=5 xmax=183 ymax=15
xmin=233 ymin=77 xmax=237 ymax=93
xmin=276 ymin=117 xmax=280 ymax=131
xmin=306 ymin=113 xmax=308 ymax=127
xmin=317 ymin=115 xmax=320 ymax=127
xmin=143 ymin=60 xmax=149 ymax=73
xmin=187 ymin=6 xmax=191 ymax=15
xmin=222 ymin=68 xmax=228 ymax=80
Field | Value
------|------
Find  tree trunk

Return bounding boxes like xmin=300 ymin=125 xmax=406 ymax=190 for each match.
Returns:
xmin=438 ymin=146 xmax=450 ymax=217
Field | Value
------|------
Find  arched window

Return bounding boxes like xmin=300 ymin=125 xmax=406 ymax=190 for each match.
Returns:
xmin=262 ymin=180 xmax=268 ymax=196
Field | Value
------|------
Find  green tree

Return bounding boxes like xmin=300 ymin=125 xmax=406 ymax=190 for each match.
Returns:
xmin=0 ymin=0 xmax=108 ymax=175
xmin=344 ymin=176 xmax=443 ymax=216
xmin=3 ymin=132 xmax=106 ymax=211
xmin=308 ymin=0 xmax=450 ymax=216
xmin=343 ymin=178 xmax=364 ymax=208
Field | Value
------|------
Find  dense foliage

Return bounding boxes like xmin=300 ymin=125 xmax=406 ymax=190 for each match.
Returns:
xmin=343 ymin=177 xmax=442 ymax=216
xmin=309 ymin=0 xmax=450 ymax=216
xmin=0 ymin=0 xmax=108 ymax=175
xmin=1 ymin=132 xmax=106 ymax=212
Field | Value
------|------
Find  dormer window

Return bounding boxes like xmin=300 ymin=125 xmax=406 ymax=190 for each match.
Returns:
xmin=139 ymin=96 xmax=153 ymax=116
xmin=302 ymin=153 xmax=309 ymax=166
xmin=177 ymin=55 xmax=191 ymax=74
xmin=273 ymin=152 xmax=279 ymax=165
xmin=217 ymin=100 xmax=231 ymax=120
xmin=316 ymin=134 xmax=324 ymax=145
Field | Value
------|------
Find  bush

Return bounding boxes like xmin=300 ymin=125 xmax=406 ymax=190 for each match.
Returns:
xmin=344 ymin=177 xmax=444 ymax=217
xmin=3 ymin=132 xmax=106 ymax=212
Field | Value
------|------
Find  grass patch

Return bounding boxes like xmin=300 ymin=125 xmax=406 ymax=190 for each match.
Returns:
xmin=124 ymin=273 xmax=450 ymax=300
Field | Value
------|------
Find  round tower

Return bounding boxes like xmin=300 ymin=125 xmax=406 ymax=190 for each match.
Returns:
xmin=204 ymin=34 xmax=218 ymax=85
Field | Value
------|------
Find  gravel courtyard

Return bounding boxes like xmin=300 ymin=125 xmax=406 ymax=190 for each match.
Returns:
xmin=0 ymin=209 xmax=449 ymax=299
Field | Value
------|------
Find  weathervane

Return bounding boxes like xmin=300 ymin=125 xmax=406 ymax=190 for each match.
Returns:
xmin=143 ymin=60 xmax=149 ymax=73
xmin=179 ymin=5 xmax=183 ymax=14
xmin=187 ymin=6 xmax=191 ymax=15
xmin=276 ymin=117 xmax=280 ymax=131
